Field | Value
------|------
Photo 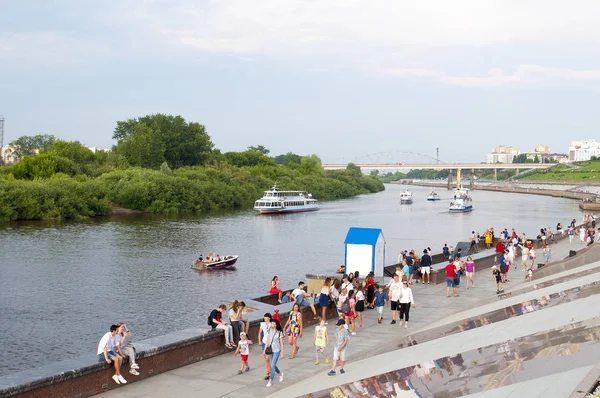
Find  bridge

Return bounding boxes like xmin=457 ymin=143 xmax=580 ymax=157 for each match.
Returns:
xmin=321 ymin=163 xmax=554 ymax=171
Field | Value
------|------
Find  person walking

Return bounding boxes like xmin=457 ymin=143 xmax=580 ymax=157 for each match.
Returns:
xmin=445 ymin=261 xmax=459 ymax=298
xmin=372 ymin=285 xmax=387 ymax=324
xmin=398 ymin=280 xmax=415 ymax=328
xmin=386 ymin=273 xmax=403 ymax=324
xmin=264 ymin=320 xmax=285 ymax=387
xmin=420 ymin=249 xmax=432 ymax=285
xmin=327 ymin=319 xmax=349 ymax=376
xmin=492 ymin=265 xmax=504 ymax=294
xmin=283 ymin=303 xmax=303 ymax=359
xmin=520 ymin=243 xmax=530 ymax=271
xmin=465 ymin=256 xmax=475 ymax=289
xmin=543 ymin=246 xmax=551 ymax=266
xmin=233 ymin=332 xmax=253 ymax=374
xmin=529 ymin=247 xmax=536 ymax=269
xmin=258 ymin=313 xmax=272 ymax=380
xmin=313 ymin=319 xmax=329 ymax=365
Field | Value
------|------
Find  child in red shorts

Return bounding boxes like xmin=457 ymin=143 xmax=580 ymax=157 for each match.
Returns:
xmin=233 ymin=332 xmax=253 ymax=374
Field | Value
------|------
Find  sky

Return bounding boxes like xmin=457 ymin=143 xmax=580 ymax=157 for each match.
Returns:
xmin=1 ymin=0 xmax=600 ymax=163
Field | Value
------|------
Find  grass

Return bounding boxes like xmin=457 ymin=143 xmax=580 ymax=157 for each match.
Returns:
xmin=520 ymin=161 xmax=600 ymax=181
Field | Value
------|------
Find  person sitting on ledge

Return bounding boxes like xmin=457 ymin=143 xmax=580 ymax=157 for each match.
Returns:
xmin=210 ymin=304 xmax=235 ymax=349
xmin=292 ymin=281 xmax=320 ymax=320
xmin=114 ymin=322 xmax=140 ymax=376
xmin=281 ymin=290 xmax=294 ymax=304
xmin=97 ymin=324 xmax=127 ymax=385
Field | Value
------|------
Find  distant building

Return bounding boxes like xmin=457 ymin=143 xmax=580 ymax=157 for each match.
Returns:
xmin=486 ymin=145 xmax=520 ymax=164
xmin=522 ymin=144 xmax=551 ymax=162
xmin=549 ymin=153 xmax=569 ymax=164
xmin=84 ymin=146 xmax=109 ymax=153
xmin=0 ymin=145 xmax=20 ymax=164
xmin=569 ymin=139 xmax=600 ymax=161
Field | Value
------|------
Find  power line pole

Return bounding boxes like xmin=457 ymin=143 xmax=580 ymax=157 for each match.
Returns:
xmin=436 ymin=147 xmax=439 ymax=164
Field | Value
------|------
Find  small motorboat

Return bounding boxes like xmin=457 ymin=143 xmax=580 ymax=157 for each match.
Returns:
xmin=192 ymin=255 xmax=238 ymax=270
xmin=400 ymin=190 xmax=413 ymax=204
xmin=427 ymin=191 xmax=441 ymax=201
xmin=336 ymin=264 xmax=345 ymax=274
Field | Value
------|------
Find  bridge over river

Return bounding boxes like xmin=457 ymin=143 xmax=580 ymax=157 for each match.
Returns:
xmin=321 ymin=162 xmax=553 ymax=171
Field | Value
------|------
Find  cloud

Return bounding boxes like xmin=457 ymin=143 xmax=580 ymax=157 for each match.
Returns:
xmin=140 ymin=0 xmax=600 ymax=55
xmin=3 ymin=0 xmax=600 ymax=88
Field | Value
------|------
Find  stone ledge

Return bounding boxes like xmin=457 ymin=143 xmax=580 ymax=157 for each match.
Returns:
xmin=0 ymin=297 xmax=335 ymax=398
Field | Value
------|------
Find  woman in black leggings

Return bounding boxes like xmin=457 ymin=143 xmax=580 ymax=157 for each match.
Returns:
xmin=398 ymin=280 xmax=416 ymax=329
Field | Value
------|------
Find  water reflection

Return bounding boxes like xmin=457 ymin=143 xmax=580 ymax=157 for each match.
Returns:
xmin=397 ymin=281 xmax=600 ymax=350
xmin=308 ymin=318 xmax=600 ymax=398
xmin=498 ymin=266 xmax=600 ymax=300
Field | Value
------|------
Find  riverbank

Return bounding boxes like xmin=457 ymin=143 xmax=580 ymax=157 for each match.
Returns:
xmin=0 ymin=164 xmax=383 ymax=222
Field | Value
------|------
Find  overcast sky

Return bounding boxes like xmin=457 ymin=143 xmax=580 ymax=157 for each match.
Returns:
xmin=2 ymin=0 xmax=600 ymax=163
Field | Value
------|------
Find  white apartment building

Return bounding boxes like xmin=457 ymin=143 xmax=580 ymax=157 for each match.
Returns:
xmin=0 ymin=145 xmax=20 ymax=164
xmin=569 ymin=139 xmax=600 ymax=161
xmin=486 ymin=145 xmax=520 ymax=164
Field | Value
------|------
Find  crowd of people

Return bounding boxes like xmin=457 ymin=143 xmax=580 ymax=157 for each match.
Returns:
xmin=98 ymin=215 xmax=596 ymax=389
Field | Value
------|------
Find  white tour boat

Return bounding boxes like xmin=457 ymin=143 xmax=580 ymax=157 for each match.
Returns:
xmin=427 ymin=191 xmax=441 ymax=201
xmin=400 ymin=190 xmax=413 ymax=204
xmin=449 ymin=169 xmax=473 ymax=212
xmin=254 ymin=185 xmax=319 ymax=214
xmin=449 ymin=186 xmax=473 ymax=212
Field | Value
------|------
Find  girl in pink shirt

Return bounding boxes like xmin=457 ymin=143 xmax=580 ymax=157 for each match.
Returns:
xmin=465 ymin=256 xmax=475 ymax=289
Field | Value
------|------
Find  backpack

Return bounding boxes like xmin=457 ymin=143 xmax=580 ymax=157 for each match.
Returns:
xmin=341 ymin=298 xmax=351 ymax=313
xmin=207 ymin=314 xmax=213 ymax=327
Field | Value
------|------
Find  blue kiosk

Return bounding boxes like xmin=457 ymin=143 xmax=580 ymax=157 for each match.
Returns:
xmin=344 ymin=227 xmax=386 ymax=277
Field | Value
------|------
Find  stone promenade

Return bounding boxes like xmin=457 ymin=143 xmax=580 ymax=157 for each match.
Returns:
xmin=101 ymin=236 xmax=600 ymax=398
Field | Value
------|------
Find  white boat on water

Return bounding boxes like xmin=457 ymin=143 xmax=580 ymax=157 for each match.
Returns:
xmin=400 ymin=190 xmax=413 ymax=204
xmin=254 ymin=185 xmax=319 ymax=214
xmin=449 ymin=186 xmax=473 ymax=212
xmin=427 ymin=191 xmax=441 ymax=201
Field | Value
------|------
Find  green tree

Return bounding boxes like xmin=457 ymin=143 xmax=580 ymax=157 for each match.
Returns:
xmin=117 ymin=123 xmax=166 ymax=169
xmin=273 ymin=152 xmax=302 ymax=165
xmin=11 ymin=153 xmax=57 ymax=179
xmin=247 ymin=145 xmax=270 ymax=155
xmin=48 ymin=140 xmax=96 ymax=165
xmin=114 ymin=114 xmax=214 ymax=168
xmin=9 ymin=134 xmax=56 ymax=158
xmin=534 ymin=154 xmax=540 ymax=163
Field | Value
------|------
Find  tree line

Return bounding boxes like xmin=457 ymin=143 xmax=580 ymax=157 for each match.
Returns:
xmin=0 ymin=114 xmax=384 ymax=221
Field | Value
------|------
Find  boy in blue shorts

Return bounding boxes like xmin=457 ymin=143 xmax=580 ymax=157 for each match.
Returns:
xmin=372 ymin=285 xmax=387 ymax=324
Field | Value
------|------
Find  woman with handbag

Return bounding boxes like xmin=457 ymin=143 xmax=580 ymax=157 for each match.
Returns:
xmin=264 ymin=320 xmax=285 ymax=388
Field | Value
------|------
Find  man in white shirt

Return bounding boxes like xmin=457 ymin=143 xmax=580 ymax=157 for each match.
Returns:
xmin=340 ymin=275 xmax=352 ymax=292
xmin=386 ymin=273 xmax=403 ymax=325
xmin=97 ymin=324 xmax=127 ymax=385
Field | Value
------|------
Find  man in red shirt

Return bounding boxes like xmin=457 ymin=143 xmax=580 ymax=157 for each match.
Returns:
xmin=445 ymin=262 xmax=458 ymax=298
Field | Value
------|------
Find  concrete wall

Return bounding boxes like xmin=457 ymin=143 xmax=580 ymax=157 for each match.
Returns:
xmin=0 ymin=295 xmax=338 ymax=398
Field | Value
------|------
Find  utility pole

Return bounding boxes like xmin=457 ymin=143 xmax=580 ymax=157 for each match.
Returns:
xmin=436 ymin=147 xmax=439 ymax=164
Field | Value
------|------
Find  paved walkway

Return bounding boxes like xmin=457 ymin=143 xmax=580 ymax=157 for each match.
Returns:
xmin=100 ymin=236 xmax=595 ymax=398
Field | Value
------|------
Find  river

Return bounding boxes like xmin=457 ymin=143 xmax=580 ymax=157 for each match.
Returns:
xmin=0 ymin=184 xmax=583 ymax=376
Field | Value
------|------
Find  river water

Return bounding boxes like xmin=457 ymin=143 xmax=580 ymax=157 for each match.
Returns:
xmin=0 ymin=184 xmax=583 ymax=376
